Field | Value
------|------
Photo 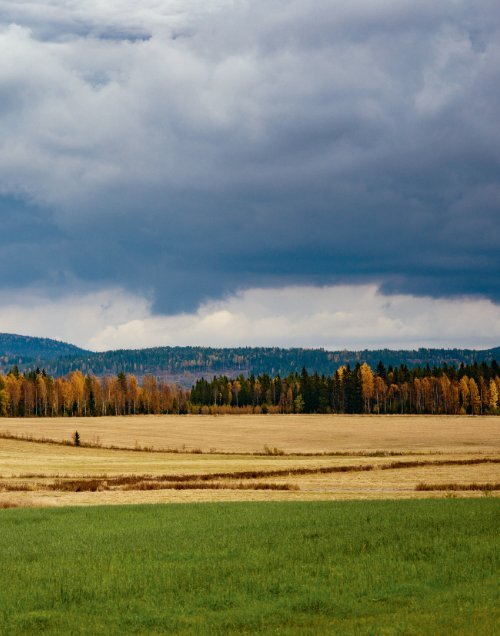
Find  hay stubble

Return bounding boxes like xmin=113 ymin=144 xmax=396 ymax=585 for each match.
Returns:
xmin=0 ymin=414 xmax=498 ymax=507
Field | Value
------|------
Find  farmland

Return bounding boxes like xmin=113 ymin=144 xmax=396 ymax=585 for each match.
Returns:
xmin=2 ymin=413 xmax=499 ymax=453
xmin=0 ymin=500 xmax=498 ymax=634
xmin=0 ymin=415 xmax=498 ymax=507
xmin=0 ymin=415 xmax=499 ymax=634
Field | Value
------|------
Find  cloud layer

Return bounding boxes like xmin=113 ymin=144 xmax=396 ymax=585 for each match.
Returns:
xmin=0 ymin=285 xmax=499 ymax=352
xmin=0 ymin=1 xmax=499 ymax=346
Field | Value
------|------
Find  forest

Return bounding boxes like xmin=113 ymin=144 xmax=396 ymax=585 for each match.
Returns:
xmin=1 ymin=333 xmax=498 ymax=383
xmin=190 ymin=361 xmax=500 ymax=415
xmin=0 ymin=360 xmax=498 ymax=417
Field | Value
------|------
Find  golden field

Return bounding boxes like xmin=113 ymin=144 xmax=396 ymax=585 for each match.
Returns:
xmin=1 ymin=413 xmax=499 ymax=453
xmin=0 ymin=414 xmax=498 ymax=507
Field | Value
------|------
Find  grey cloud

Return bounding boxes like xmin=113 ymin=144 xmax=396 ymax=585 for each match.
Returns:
xmin=0 ymin=1 xmax=499 ymax=313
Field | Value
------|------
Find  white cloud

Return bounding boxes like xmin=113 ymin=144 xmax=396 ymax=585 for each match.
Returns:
xmin=0 ymin=1 xmax=231 ymax=38
xmin=0 ymin=288 xmax=150 ymax=347
xmin=0 ymin=285 xmax=498 ymax=351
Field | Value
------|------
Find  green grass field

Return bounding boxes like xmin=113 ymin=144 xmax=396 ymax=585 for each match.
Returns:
xmin=0 ymin=500 xmax=498 ymax=635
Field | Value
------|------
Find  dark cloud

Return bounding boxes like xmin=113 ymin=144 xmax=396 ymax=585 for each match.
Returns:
xmin=0 ymin=0 xmax=499 ymax=313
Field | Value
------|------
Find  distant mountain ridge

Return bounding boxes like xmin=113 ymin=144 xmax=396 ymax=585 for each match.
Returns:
xmin=0 ymin=332 xmax=88 ymax=368
xmin=0 ymin=333 xmax=498 ymax=387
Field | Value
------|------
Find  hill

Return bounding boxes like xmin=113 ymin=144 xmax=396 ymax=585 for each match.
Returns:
xmin=1 ymin=340 xmax=496 ymax=386
xmin=0 ymin=333 xmax=88 ymax=370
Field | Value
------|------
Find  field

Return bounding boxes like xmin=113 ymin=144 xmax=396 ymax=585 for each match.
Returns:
xmin=1 ymin=415 xmax=499 ymax=634
xmin=0 ymin=499 xmax=498 ymax=634
xmin=2 ymin=414 xmax=499 ymax=453
xmin=0 ymin=415 xmax=498 ymax=507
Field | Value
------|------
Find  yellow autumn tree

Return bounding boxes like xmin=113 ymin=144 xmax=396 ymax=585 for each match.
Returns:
xmin=5 ymin=374 xmax=22 ymax=416
xmin=89 ymin=375 xmax=103 ymax=415
xmin=469 ymin=378 xmax=481 ymax=415
xmin=373 ymin=376 xmax=387 ymax=413
xmin=459 ymin=376 xmax=470 ymax=414
xmin=439 ymin=374 xmax=452 ymax=413
xmin=60 ymin=378 xmax=74 ymax=414
xmin=231 ymin=380 xmax=241 ymax=407
xmin=360 ymin=363 xmax=374 ymax=413
xmin=489 ymin=379 xmax=498 ymax=412
xmin=70 ymin=371 xmax=85 ymax=415
xmin=36 ymin=374 xmax=47 ymax=416
xmin=142 ymin=375 xmax=158 ymax=414
xmin=0 ymin=377 xmax=8 ymax=416
xmin=127 ymin=374 xmax=140 ymax=415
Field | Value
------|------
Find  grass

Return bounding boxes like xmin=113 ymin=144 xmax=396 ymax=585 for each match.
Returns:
xmin=0 ymin=499 xmax=498 ymax=634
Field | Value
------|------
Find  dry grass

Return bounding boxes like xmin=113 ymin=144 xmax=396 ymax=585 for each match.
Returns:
xmin=1 ymin=414 xmax=499 ymax=453
xmin=0 ymin=477 xmax=298 ymax=493
xmin=2 ymin=457 xmax=498 ymax=497
xmin=0 ymin=414 xmax=498 ymax=507
xmin=0 ymin=438 xmax=394 ymax=478
xmin=380 ymin=458 xmax=499 ymax=470
xmin=416 ymin=482 xmax=500 ymax=491
xmin=0 ymin=431 xmax=429 ymax=458
xmin=123 ymin=481 xmax=300 ymax=492
xmin=0 ymin=501 xmax=18 ymax=508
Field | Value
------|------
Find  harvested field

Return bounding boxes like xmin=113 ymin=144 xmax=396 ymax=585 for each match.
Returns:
xmin=0 ymin=415 xmax=498 ymax=507
xmin=1 ymin=414 xmax=498 ymax=453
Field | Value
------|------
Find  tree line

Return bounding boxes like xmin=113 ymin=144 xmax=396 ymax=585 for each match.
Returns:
xmin=0 ymin=367 xmax=189 ymax=417
xmin=0 ymin=360 xmax=498 ymax=417
xmin=190 ymin=361 xmax=500 ymax=415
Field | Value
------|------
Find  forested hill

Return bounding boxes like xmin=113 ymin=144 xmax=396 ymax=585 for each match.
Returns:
xmin=2 ymin=340 xmax=497 ymax=385
xmin=0 ymin=333 xmax=88 ymax=369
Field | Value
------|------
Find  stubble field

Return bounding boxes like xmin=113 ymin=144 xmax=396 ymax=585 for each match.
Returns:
xmin=1 ymin=413 xmax=499 ymax=453
xmin=0 ymin=414 xmax=498 ymax=508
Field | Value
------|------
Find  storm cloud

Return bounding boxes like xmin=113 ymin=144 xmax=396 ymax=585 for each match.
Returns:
xmin=0 ymin=1 xmax=499 ymax=340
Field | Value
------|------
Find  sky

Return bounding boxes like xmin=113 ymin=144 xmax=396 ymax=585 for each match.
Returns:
xmin=0 ymin=0 xmax=499 ymax=351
